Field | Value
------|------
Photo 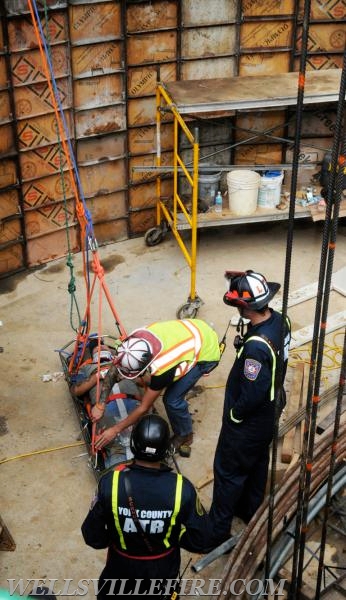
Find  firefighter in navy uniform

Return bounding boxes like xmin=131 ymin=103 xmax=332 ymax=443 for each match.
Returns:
xmin=82 ymin=414 xmax=211 ymax=599
xmin=209 ymin=270 xmax=291 ymax=545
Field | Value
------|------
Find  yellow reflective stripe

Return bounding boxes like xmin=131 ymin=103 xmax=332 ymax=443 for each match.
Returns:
xmin=230 ymin=408 xmax=243 ymax=423
xmin=236 ymin=345 xmax=245 ymax=359
xmin=112 ymin=471 xmax=126 ymax=550
xmin=163 ymin=473 xmax=183 ymax=548
xmin=245 ymin=336 xmax=276 ymax=400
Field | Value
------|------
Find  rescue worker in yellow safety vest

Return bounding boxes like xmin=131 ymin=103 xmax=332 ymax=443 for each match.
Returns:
xmin=82 ymin=414 xmax=212 ymax=599
xmin=91 ymin=319 xmax=220 ymax=457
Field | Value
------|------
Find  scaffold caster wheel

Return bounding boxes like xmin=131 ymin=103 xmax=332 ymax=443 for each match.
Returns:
xmin=144 ymin=227 xmax=164 ymax=247
xmin=176 ymin=302 xmax=198 ymax=319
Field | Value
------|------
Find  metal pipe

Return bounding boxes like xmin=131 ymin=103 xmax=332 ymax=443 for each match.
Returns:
xmin=218 ymin=421 xmax=346 ymax=597
xmin=192 ymin=532 xmax=243 ymax=573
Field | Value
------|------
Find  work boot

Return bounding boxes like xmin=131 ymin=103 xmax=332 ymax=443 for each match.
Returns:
xmin=171 ymin=433 xmax=193 ymax=457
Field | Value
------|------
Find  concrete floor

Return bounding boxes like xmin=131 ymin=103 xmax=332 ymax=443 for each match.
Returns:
xmin=1 ymin=218 xmax=346 ymax=599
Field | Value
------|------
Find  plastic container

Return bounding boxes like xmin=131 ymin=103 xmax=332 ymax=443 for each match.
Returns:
xmin=227 ymin=170 xmax=261 ymax=215
xmin=214 ymin=190 xmax=223 ymax=213
xmin=257 ymin=170 xmax=284 ymax=208
xmin=198 ymin=167 xmax=222 ymax=208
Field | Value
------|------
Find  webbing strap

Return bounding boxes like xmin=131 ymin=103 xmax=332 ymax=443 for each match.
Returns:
xmin=124 ymin=472 xmax=154 ymax=553
xmin=106 ymin=392 xmax=127 ymax=404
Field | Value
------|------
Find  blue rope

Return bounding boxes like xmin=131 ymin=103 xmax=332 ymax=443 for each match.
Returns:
xmin=31 ymin=0 xmax=86 ymax=211
xmin=31 ymin=0 xmax=99 ymax=291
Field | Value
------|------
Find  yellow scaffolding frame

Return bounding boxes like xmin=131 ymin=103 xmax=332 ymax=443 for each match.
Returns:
xmin=143 ymin=71 xmax=343 ymax=318
xmin=144 ymin=83 xmax=203 ymax=319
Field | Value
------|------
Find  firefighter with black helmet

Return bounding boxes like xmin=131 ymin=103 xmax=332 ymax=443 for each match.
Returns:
xmin=82 ymin=414 xmax=211 ymax=599
xmin=209 ymin=270 xmax=291 ymax=545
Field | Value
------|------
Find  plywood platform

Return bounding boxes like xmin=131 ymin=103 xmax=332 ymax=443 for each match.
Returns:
xmin=164 ymin=68 xmax=343 ymax=114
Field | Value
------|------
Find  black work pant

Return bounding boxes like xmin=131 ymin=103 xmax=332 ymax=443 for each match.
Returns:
xmin=97 ymin=548 xmax=180 ymax=600
xmin=209 ymin=422 xmax=271 ymax=546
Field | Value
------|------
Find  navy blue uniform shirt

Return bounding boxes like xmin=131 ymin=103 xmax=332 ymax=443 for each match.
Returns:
xmin=224 ymin=310 xmax=291 ymax=439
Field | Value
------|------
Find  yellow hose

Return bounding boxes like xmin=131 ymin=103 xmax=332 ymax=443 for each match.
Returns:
xmin=0 ymin=441 xmax=84 ymax=465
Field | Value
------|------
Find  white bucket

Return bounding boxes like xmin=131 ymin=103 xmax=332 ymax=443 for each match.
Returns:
xmin=257 ymin=171 xmax=284 ymax=208
xmin=227 ymin=170 xmax=260 ymax=215
xmin=198 ymin=168 xmax=221 ymax=207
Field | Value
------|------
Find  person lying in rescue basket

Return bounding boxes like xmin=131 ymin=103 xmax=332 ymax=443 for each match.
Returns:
xmin=91 ymin=319 xmax=220 ymax=457
xmin=82 ymin=414 xmax=212 ymax=600
xmin=209 ymin=270 xmax=291 ymax=546
xmin=70 ymin=337 xmax=144 ymax=467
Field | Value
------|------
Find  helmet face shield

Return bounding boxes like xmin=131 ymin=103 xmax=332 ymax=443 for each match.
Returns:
xmin=223 ymin=290 xmax=248 ymax=308
xmin=224 ymin=270 xmax=250 ymax=307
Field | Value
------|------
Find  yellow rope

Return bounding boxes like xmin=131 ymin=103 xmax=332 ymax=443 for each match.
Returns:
xmin=204 ymin=384 xmax=225 ymax=389
xmin=0 ymin=441 xmax=84 ymax=465
xmin=1 ymin=334 xmax=341 ymax=466
xmin=288 ymin=333 xmax=343 ymax=371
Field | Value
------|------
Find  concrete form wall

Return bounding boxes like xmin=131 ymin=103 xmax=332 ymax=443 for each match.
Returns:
xmin=0 ymin=0 xmax=344 ymax=276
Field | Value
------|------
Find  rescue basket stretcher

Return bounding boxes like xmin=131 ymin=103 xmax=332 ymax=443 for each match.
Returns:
xmin=58 ymin=334 xmax=136 ymax=479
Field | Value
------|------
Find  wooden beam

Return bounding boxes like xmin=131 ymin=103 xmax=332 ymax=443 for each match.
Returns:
xmin=281 ymin=362 xmax=305 ymax=464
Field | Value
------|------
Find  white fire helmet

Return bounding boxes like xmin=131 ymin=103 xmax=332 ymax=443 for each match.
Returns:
xmin=117 ymin=337 xmax=153 ymax=379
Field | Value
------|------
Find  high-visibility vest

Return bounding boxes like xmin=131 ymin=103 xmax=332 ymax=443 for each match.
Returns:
xmin=147 ymin=319 xmax=220 ymax=379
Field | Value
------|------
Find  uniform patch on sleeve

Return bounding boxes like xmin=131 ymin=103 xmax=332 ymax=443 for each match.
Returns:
xmin=244 ymin=358 xmax=262 ymax=381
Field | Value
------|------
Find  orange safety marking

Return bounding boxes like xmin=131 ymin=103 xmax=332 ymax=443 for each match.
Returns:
xmin=306 ymin=462 xmax=313 ymax=471
xmin=313 ymin=395 xmax=320 ymax=404
xmin=298 ymin=73 xmax=305 ymax=89
xmin=320 ymin=322 xmax=327 ymax=330
xmin=332 ymin=442 xmax=338 ymax=453
xmin=328 ymin=242 xmax=336 ymax=249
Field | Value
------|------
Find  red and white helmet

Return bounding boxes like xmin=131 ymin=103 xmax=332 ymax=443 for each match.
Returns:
xmin=223 ymin=270 xmax=280 ymax=310
xmin=116 ymin=337 xmax=153 ymax=379
xmin=115 ymin=328 xmax=163 ymax=379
